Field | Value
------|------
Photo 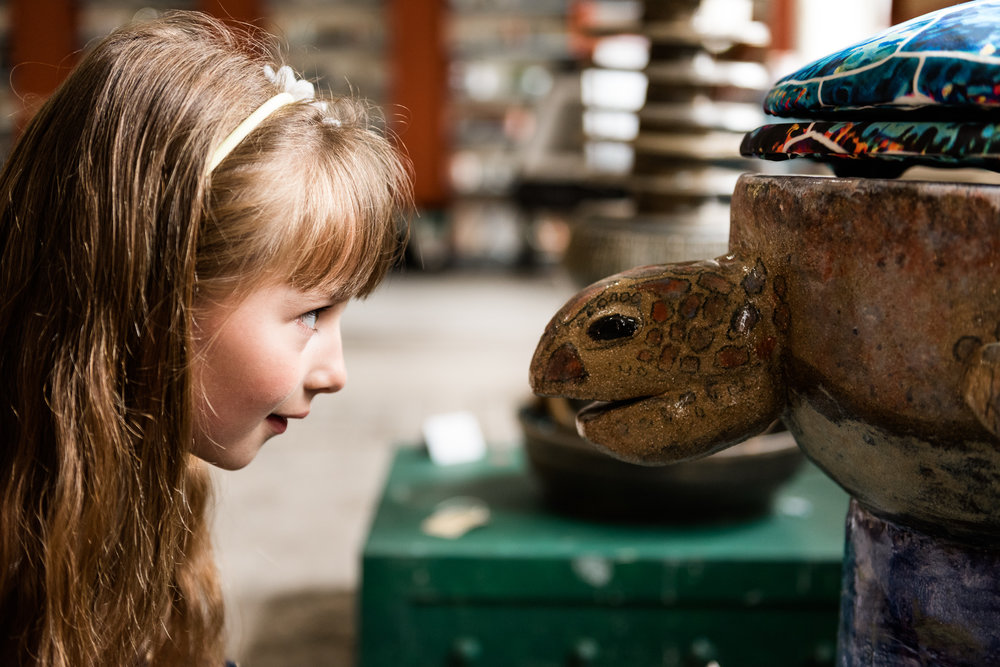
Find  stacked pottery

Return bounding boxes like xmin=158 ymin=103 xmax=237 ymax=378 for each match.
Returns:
xmin=532 ymin=2 xmax=1000 ymax=662
xmin=568 ymin=0 xmax=771 ymax=285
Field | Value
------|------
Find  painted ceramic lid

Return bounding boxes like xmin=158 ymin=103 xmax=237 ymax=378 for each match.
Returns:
xmin=765 ymin=0 xmax=1000 ymax=118
xmin=742 ymin=0 xmax=1000 ymax=175
xmin=740 ymin=119 xmax=1000 ymax=176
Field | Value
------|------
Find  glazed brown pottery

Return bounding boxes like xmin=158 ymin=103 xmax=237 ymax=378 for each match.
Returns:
xmin=531 ymin=173 xmax=1000 ymax=544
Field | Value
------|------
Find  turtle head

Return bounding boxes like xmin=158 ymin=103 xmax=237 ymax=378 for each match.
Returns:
xmin=530 ymin=256 xmax=787 ymax=463
xmin=530 ymin=256 xmax=770 ymax=401
xmin=531 ymin=263 xmax=697 ymax=402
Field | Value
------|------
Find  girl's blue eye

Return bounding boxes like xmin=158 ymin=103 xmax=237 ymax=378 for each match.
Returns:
xmin=299 ymin=310 xmax=320 ymax=330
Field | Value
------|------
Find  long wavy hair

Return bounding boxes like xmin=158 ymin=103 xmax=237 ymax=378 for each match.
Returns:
xmin=0 ymin=12 xmax=409 ymax=666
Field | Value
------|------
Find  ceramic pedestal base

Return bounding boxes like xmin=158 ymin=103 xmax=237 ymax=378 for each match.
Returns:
xmin=839 ymin=500 xmax=1000 ymax=666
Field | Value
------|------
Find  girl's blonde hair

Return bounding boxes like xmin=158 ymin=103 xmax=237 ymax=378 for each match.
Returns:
xmin=0 ymin=11 xmax=409 ymax=666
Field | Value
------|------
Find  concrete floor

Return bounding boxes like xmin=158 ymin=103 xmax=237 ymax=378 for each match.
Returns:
xmin=211 ymin=268 xmax=577 ymax=665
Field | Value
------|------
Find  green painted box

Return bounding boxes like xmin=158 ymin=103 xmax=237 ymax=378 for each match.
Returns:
xmin=359 ymin=447 xmax=849 ymax=666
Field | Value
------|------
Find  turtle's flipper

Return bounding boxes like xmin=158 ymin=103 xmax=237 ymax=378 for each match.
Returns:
xmin=575 ymin=374 xmax=783 ymax=465
xmin=963 ymin=342 xmax=1000 ymax=439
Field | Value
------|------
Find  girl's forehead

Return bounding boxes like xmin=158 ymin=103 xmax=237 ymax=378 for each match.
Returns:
xmin=280 ymin=283 xmax=349 ymax=308
xmin=202 ymin=268 xmax=350 ymax=306
xmin=297 ymin=282 xmax=353 ymax=304
xmin=198 ymin=279 xmax=349 ymax=318
xmin=286 ymin=270 xmax=357 ymax=302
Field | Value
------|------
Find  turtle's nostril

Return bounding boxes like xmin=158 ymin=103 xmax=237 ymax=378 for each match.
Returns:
xmin=545 ymin=343 xmax=587 ymax=383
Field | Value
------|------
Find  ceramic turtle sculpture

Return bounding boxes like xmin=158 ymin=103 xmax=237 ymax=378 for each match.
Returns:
xmin=740 ymin=0 xmax=1000 ymax=177
xmin=530 ymin=173 xmax=1000 ymax=542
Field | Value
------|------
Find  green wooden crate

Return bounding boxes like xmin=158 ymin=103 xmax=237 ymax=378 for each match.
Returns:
xmin=359 ymin=447 xmax=848 ymax=666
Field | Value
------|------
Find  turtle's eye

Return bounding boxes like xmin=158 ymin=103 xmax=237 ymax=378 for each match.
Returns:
xmin=587 ymin=314 xmax=639 ymax=341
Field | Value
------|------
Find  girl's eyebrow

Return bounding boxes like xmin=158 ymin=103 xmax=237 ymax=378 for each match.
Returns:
xmin=326 ymin=285 xmax=354 ymax=303
xmin=307 ymin=284 xmax=352 ymax=305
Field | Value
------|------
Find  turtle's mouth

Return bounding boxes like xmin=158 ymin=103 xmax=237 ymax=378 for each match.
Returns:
xmin=571 ymin=393 xmax=735 ymax=466
xmin=570 ymin=395 xmax=678 ymax=465
xmin=574 ymin=395 xmax=658 ymax=445
xmin=576 ymin=396 xmax=650 ymax=421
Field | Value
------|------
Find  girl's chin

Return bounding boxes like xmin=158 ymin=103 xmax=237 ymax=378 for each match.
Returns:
xmin=191 ymin=428 xmax=271 ymax=470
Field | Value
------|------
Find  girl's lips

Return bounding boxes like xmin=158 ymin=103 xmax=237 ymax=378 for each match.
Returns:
xmin=266 ymin=414 xmax=288 ymax=434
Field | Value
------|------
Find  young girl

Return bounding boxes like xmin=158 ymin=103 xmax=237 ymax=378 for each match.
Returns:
xmin=0 ymin=11 xmax=410 ymax=666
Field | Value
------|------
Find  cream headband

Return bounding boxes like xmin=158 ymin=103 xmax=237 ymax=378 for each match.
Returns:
xmin=208 ymin=66 xmax=337 ymax=172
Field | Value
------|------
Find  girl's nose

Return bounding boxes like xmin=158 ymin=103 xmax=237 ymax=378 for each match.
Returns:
xmin=305 ymin=327 xmax=348 ymax=394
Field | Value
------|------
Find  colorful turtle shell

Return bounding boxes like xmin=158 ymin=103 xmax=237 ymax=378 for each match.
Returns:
xmin=741 ymin=0 xmax=1000 ymax=176
xmin=741 ymin=119 xmax=1000 ymax=177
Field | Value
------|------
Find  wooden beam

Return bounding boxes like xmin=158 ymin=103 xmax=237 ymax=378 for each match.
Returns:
xmin=388 ymin=0 xmax=449 ymax=209
xmin=891 ymin=0 xmax=962 ymax=23
xmin=9 ymin=0 xmax=78 ymax=128
xmin=197 ymin=0 xmax=267 ymax=26
xmin=767 ymin=0 xmax=796 ymax=53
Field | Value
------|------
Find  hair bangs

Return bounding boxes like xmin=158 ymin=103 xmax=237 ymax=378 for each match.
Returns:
xmin=201 ymin=102 xmax=409 ymax=303
xmin=278 ymin=130 xmax=406 ymax=300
